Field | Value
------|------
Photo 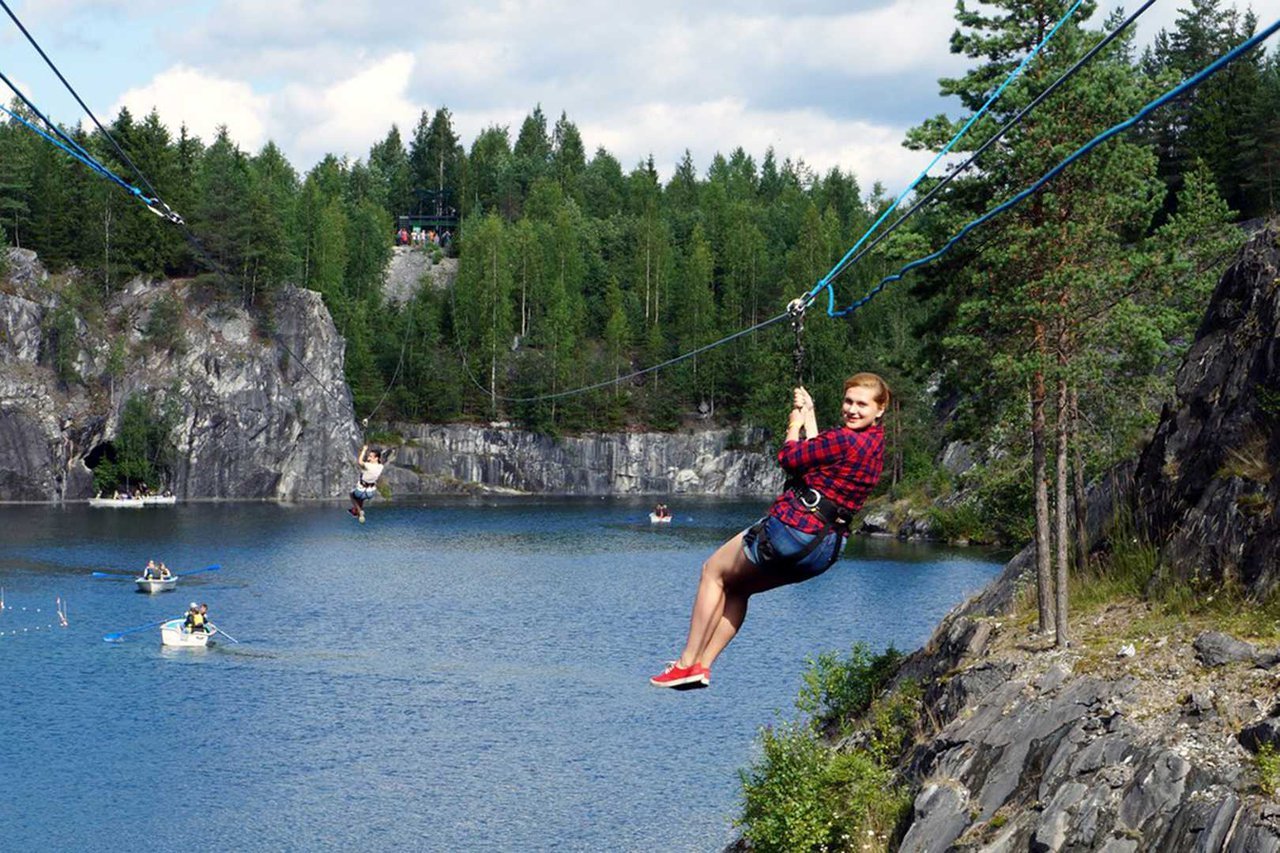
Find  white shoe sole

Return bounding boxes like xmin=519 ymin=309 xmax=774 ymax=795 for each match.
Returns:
xmin=650 ymin=672 xmax=710 ymax=688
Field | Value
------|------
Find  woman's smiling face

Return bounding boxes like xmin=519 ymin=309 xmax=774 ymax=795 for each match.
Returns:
xmin=841 ymin=385 xmax=885 ymax=430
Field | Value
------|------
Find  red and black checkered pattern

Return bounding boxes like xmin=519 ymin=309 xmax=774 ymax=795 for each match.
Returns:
xmin=768 ymin=423 xmax=885 ymax=534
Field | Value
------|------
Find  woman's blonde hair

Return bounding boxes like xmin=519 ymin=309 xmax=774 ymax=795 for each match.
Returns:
xmin=844 ymin=372 xmax=892 ymax=409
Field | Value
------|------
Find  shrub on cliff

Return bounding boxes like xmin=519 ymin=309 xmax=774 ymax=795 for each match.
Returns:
xmin=738 ymin=645 xmax=917 ymax=850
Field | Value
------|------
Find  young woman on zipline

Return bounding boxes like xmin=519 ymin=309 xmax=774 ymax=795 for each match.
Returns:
xmin=349 ymin=443 xmax=385 ymax=523
xmin=650 ymin=373 xmax=889 ymax=689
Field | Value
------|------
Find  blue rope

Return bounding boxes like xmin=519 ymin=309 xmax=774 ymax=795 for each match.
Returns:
xmin=805 ymin=0 xmax=1086 ymax=315
xmin=818 ymin=0 xmax=1158 ymax=297
xmin=0 ymin=104 xmax=145 ymax=198
xmin=831 ymin=17 xmax=1280 ymax=319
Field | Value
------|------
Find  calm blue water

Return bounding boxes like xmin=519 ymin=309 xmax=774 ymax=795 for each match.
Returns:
xmin=0 ymin=499 xmax=1001 ymax=852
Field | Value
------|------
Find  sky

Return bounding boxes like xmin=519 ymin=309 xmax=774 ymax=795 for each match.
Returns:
xmin=3 ymin=1 xmax=1280 ymax=195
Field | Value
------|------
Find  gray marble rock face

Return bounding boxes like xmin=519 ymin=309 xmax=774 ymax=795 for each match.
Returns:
xmin=381 ymin=424 xmax=785 ymax=497
xmin=1133 ymin=222 xmax=1280 ymax=598
xmin=1 ymin=250 xmax=787 ymax=502
xmin=0 ymin=252 xmax=360 ymax=501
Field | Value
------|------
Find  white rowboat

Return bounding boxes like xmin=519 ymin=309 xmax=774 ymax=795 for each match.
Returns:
xmin=160 ymin=618 xmax=216 ymax=648
xmin=135 ymin=576 xmax=177 ymax=593
xmin=142 ymin=495 xmax=176 ymax=505
xmin=88 ymin=497 xmax=144 ymax=508
xmin=649 ymin=513 xmax=672 ymax=525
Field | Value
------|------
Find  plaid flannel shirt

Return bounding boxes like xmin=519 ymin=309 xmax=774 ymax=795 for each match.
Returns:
xmin=768 ymin=423 xmax=885 ymax=534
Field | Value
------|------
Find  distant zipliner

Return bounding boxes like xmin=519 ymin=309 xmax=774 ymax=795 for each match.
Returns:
xmin=348 ymin=442 xmax=386 ymax=524
xmin=649 ymin=374 xmax=890 ymax=690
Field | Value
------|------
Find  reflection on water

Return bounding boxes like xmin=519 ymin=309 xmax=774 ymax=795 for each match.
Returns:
xmin=0 ymin=499 xmax=1002 ymax=852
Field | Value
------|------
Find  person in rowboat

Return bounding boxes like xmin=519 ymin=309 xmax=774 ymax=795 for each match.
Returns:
xmin=348 ymin=444 xmax=385 ymax=524
xmin=143 ymin=559 xmax=159 ymax=579
xmin=184 ymin=602 xmax=208 ymax=633
xmin=158 ymin=563 xmax=172 ymax=580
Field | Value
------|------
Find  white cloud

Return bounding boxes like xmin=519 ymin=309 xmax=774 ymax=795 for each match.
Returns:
xmin=111 ymin=65 xmax=269 ymax=149
xmin=84 ymin=0 xmax=1280 ymax=190
xmin=274 ymin=52 xmax=421 ymax=165
xmin=580 ymin=98 xmax=931 ymax=189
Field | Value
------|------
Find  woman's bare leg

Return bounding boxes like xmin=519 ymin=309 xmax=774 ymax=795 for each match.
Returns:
xmin=697 ymin=592 xmax=749 ymax=669
xmin=675 ymin=532 xmax=750 ymax=666
xmin=675 ymin=531 xmax=796 ymax=667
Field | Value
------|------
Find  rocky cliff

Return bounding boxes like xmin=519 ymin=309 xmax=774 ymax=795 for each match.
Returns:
xmin=840 ymin=223 xmax=1280 ymax=851
xmin=0 ymin=249 xmax=785 ymax=502
xmin=1133 ymin=226 xmax=1280 ymax=597
xmin=0 ymin=249 xmax=359 ymax=501
xmin=378 ymin=423 xmax=784 ymax=496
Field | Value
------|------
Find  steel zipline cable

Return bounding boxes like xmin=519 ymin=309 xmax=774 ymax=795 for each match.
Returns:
xmin=454 ymin=3 xmax=1091 ymax=405
xmin=828 ymin=15 xmax=1280 ymax=323
xmin=800 ymin=0 xmax=1088 ymax=315
xmin=814 ymin=0 xmax=1159 ymax=316
xmin=457 ymin=15 xmax=1279 ymax=403
xmin=0 ymin=0 xmax=181 ymax=223
xmin=0 ymin=0 xmax=368 ymax=412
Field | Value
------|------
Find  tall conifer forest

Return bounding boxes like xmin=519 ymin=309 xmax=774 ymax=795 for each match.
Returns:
xmin=2 ymin=0 xmax=1277 ymax=540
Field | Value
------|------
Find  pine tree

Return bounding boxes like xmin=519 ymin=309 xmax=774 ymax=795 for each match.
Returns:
xmin=0 ymin=115 xmax=32 ymax=247
xmin=368 ymin=125 xmax=414 ymax=220
xmin=551 ymin=111 xmax=586 ymax=204
xmin=466 ymin=125 xmax=514 ymax=218
xmin=454 ymin=214 xmax=513 ymax=416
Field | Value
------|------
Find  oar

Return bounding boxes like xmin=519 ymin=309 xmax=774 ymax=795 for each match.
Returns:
xmin=91 ymin=570 xmax=137 ymax=579
xmin=175 ymin=564 xmax=221 ymax=578
xmin=208 ymin=622 xmax=239 ymax=643
xmin=102 ymin=617 xmax=176 ymax=642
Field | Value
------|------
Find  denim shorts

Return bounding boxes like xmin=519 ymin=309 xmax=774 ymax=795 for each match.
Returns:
xmin=350 ymin=485 xmax=378 ymax=501
xmin=742 ymin=515 xmax=843 ymax=579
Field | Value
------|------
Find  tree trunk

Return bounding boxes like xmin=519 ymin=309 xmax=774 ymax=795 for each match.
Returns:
xmin=1031 ymin=366 xmax=1054 ymax=637
xmin=1055 ymin=374 xmax=1070 ymax=648
xmin=1070 ymin=388 xmax=1089 ymax=573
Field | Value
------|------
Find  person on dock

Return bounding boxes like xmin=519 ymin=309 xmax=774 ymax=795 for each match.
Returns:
xmin=649 ymin=373 xmax=889 ymax=690
xmin=348 ymin=444 xmax=385 ymax=524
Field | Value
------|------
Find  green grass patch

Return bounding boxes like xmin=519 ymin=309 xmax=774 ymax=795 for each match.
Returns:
xmin=1065 ymin=509 xmax=1280 ymax=647
xmin=928 ymin=501 xmax=993 ymax=543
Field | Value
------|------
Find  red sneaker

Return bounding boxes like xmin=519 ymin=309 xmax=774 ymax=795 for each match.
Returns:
xmin=650 ymin=661 xmax=709 ymax=688
xmin=348 ymin=507 xmax=359 ymax=517
xmin=686 ymin=663 xmax=711 ymax=688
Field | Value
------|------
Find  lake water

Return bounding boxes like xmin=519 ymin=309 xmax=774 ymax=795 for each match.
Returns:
xmin=0 ymin=499 xmax=1002 ymax=852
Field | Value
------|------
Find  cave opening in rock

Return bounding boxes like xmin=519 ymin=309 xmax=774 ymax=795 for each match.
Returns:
xmin=84 ymin=442 xmax=117 ymax=471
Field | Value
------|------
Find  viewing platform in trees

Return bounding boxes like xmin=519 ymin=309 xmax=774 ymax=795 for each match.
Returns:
xmin=397 ymin=188 xmax=459 ymax=233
